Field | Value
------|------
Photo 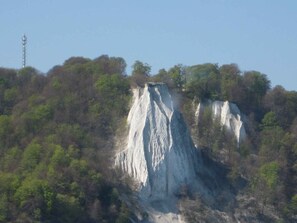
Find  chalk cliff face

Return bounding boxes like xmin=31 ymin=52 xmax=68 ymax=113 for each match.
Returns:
xmin=195 ymin=101 xmax=247 ymax=145
xmin=115 ymin=83 xmax=201 ymax=200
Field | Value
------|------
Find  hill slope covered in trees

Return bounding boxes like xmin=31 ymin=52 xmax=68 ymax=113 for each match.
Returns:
xmin=0 ymin=55 xmax=297 ymax=222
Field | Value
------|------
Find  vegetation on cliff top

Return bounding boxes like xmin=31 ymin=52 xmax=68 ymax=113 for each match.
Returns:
xmin=0 ymin=56 xmax=296 ymax=222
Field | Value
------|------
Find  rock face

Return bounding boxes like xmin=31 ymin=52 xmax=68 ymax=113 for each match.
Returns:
xmin=115 ymin=83 xmax=202 ymax=200
xmin=195 ymin=100 xmax=247 ymax=145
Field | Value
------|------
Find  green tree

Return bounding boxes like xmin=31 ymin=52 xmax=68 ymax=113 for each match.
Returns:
xmin=93 ymin=55 xmax=127 ymax=75
xmin=259 ymin=161 xmax=280 ymax=190
xmin=0 ymin=115 xmax=13 ymax=151
xmin=48 ymin=144 xmax=70 ymax=176
xmin=251 ymin=161 xmax=280 ymax=212
xmin=14 ymin=177 xmax=54 ymax=220
xmin=219 ymin=64 xmax=245 ymax=106
xmin=260 ymin=111 xmax=279 ymax=129
xmin=131 ymin=60 xmax=151 ymax=87
xmin=132 ymin=60 xmax=151 ymax=76
xmin=1 ymin=146 xmax=22 ymax=172
xmin=21 ymin=142 xmax=42 ymax=172
xmin=243 ymin=71 xmax=270 ymax=116
xmin=21 ymin=103 xmax=53 ymax=133
xmin=264 ymin=86 xmax=297 ymax=128
xmin=185 ymin=63 xmax=220 ymax=100
xmin=152 ymin=69 xmax=172 ymax=86
xmin=288 ymin=194 xmax=297 ymax=215
xmin=63 ymin=56 xmax=91 ymax=66
xmin=0 ymin=68 xmax=17 ymax=114
xmin=53 ymin=193 xmax=85 ymax=222
xmin=0 ymin=172 xmax=20 ymax=222
xmin=95 ymin=74 xmax=130 ymax=135
xmin=168 ymin=64 xmax=185 ymax=89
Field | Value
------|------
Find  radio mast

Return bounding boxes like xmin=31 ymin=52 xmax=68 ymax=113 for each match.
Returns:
xmin=22 ymin=34 xmax=27 ymax=68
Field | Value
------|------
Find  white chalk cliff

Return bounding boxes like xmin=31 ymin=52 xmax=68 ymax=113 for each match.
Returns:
xmin=195 ymin=100 xmax=247 ymax=145
xmin=115 ymin=83 xmax=202 ymax=200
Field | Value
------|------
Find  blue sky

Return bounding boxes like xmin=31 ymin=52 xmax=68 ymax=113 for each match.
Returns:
xmin=1 ymin=0 xmax=297 ymax=90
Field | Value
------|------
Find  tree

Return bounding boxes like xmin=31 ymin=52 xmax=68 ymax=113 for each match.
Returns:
xmin=259 ymin=161 xmax=280 ymax=190
xmin=63 ymin=57 xmax=91 ymax=66
xmin=14 ymin=177 xmax=54 ymax=221
xmin=21 ymin=142 xmax=42 ymax=172
xmin=131 ymin=60 xmax=151 ymax=87
xmin=0 ymin=68 xmax=18 ymax=114
xmin=93 ymin=55 xmax=127 ymax=76
xmin=131 ymin=60 xmax=151 ymax=76
xmin=288 ymin=194 xmax=297 ymax=215
xmin=219 ymin=64 xmax=245 ymax=106
xmin=152 ymin=69 xmax=172 ymax=86
xmin=243 ymin=71 xmax=270 ymax=116
xmin=168 ymin=64 xmax=185 ymax=89
xmin=243 ymin=71 xmax=270 ymax=98
xmin=185 ymin=63 xmax=220 ymax=100
xmin=63 ymin=57 xmax=92 ymax=75
xmin=251 ymin=161 xmax=281 ymax=212
xmin=0 ymin=115 xmax=13 ymax=151
xmin=260 ymin=111 xmax=279 ymax=129
xmin=263 ymin=85 xmax=297 ymax=128
xmin=21 ymin=103 xmax=53 ymax=134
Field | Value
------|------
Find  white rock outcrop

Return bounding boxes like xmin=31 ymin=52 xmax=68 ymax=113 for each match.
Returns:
xmin=195 ymin=100 xmax=247 ymax=145
xmin=115 ymin=83 xmax=202 ymax=200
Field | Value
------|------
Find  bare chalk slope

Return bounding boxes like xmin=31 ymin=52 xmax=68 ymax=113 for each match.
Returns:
xmin=116 ymin=83 xmax=204 ymax=200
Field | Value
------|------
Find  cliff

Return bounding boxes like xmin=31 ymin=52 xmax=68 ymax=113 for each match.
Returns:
xmin=114 ymin=84 xmax=281 ymax=223
xmin=195 ymin=100 xmax=247 ymax=145
xmin=115 ymin=83 xmax=205 ymax=200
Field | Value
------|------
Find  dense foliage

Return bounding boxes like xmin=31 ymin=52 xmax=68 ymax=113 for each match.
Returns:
xmin=0 ymin=55 xmax=131 ymax=223
xmin=0 ymin=57 xmax=296 ymax=222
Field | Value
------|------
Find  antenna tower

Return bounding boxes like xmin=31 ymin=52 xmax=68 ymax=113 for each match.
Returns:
xmin=22 ymin=34 xmax=27 ymax=68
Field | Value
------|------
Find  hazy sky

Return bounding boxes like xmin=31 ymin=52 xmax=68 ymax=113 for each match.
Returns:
xmin=1 ymin=0 xmax=297 ymax=90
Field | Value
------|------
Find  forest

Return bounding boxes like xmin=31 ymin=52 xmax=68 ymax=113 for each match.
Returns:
xmin=0 ymin=55 xmax=297 ymax=222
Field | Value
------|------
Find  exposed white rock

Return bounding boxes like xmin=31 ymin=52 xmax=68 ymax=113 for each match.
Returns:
xmin=195 ymin=100 xmax=247 ymax=145
xmin=115 ymin=83 xmax=202 ymax=200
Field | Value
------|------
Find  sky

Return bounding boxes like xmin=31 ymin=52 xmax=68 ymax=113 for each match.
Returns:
xmin=1 ymin=0 xmax=297 ymax=91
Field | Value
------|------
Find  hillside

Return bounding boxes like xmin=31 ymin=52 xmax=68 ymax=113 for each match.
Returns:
xmin=0 ymin=56 xmax=297 ymax=222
